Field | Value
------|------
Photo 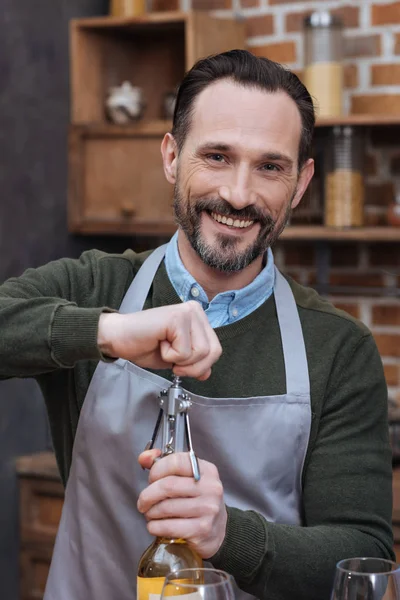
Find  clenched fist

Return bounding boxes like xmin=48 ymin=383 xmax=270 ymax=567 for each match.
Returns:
xmin=97 ymin=301 xmax=222 ymax=380
xmin=137 ymin=450 xmax=228 ymax=559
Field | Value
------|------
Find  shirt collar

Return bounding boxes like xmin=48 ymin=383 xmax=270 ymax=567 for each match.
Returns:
xmin=165 ymin=231 xmax=275 ymax=317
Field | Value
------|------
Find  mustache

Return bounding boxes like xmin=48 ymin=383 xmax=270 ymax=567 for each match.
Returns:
xmin=193 ymin=198 xmax=275 ymax=228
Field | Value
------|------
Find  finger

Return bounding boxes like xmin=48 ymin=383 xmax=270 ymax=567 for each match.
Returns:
xmin=146 ymin=517 xmax=205 ymax=542
xmin=161 ymin=310 xmax=192 ymax=364
xmin=137 ymin=475 xmax=200 ymax=514
xmin=138 ymin=449 xmax=162 ymax=470
xmin=145 ymin=496 xmax=208 ymax=520
xmin=148 ymin=453 xmax=217 ymax=484
xmin=172 ymin=307 xmax=211 ymax=367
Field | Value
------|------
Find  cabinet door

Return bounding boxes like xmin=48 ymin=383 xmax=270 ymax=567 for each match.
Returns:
xmin=69 ymin=125 xmax=176 ymax=235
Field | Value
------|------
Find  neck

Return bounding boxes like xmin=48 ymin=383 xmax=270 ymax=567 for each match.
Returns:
xmin=177 ymin=230 xmax=265 ymax=301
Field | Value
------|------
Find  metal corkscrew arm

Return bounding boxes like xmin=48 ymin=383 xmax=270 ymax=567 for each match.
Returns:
xmin=144 ymin=376 xmax=201 ymax=482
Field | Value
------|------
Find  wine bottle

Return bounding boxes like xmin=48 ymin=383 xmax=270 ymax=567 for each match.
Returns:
xmin=137 ymin=377 xmax=203 ymax=600
xmin=137 ymin=537 xmax=203 ymax=600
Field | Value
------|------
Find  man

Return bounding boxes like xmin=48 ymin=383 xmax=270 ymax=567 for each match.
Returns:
xmin=0 ymin=50 xmax=394 ymax=600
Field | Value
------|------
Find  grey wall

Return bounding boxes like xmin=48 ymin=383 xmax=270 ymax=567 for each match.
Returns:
xmin=0 ymin=2 xmax=143 ymax=598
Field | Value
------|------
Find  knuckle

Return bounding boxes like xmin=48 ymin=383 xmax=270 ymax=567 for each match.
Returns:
xmin=198 ymin=517 xmax=211 ymax=537
xmin=162 ymin=477 xmax=176 ymax=497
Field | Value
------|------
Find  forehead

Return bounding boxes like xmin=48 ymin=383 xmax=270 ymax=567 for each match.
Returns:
xmin=187 ymin=79 xmax=302 ymax=159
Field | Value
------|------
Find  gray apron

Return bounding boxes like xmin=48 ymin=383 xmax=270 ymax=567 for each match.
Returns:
xmin=44 ymin=244 xmax=311 ymax=600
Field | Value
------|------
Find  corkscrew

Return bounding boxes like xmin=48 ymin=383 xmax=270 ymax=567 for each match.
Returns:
xmin=144 ymin=376 xmax=201 ymax=482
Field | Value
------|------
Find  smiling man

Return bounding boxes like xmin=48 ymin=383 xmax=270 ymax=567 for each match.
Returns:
xmin=0 ymin=50 xmax=394 ymax=600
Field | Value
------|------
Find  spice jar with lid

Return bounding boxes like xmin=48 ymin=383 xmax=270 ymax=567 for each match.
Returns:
xmin=324 ymin=126 xmax=365 ymax=228
xmin=303 ymin=11 xmax=344 ymax=118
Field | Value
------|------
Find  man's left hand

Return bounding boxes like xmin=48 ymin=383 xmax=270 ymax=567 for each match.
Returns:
xmin=137 ymin=450 xmax=227 ymax=559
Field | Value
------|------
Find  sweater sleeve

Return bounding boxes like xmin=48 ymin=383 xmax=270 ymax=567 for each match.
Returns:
xmin=0 ymin=250 xmax=117 ymax=378
xmin=210 ymin=332 xmax=394 ymax=600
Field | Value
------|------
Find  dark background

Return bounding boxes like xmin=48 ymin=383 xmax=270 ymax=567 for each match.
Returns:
xmin=0 ymin=2 xmax=150 ymax=598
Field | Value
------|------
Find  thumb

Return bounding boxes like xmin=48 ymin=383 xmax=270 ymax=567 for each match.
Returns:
xmin=138 ymin=448 xmax=162 ymax=470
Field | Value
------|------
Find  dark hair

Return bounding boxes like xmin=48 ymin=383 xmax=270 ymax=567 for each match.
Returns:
xmin=172 ymin=49 xmax=315 ymax=168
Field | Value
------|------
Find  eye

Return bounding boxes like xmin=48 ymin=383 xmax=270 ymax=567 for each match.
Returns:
xmin=261 ymin=163 xmax=280 ymax=172
xmin=206 ymin=153 xmax=226 ymax=163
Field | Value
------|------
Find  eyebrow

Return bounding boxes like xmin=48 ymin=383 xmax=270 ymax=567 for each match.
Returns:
xmin=196 ymin=142 xmax=294 ymax=169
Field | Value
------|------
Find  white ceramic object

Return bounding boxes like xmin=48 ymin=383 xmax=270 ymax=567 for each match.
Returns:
xmin=105 ymin=81 xmax=145 ymax=124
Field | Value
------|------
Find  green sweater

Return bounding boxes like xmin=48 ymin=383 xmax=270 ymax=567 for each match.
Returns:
xmin=0 ymin=248 xmax=394 ymax=600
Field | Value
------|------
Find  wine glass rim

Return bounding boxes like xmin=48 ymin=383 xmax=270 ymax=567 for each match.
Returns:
xmin=336 ymin=557 xmax=400 ymax=576
xmin=164 ymin=567 xmax=233 ymax=588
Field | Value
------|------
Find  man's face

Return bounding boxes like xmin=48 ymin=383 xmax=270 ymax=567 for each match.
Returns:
xmin=165 ymin=79 xmax=313 ymax=272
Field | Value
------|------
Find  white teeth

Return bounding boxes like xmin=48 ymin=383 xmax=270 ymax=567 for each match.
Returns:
xmin=210 ymin=212 xmax=254 ymax=229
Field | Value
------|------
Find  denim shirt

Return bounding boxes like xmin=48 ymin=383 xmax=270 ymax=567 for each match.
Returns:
xmin=164 ymin=232 xmax=275 ymax=328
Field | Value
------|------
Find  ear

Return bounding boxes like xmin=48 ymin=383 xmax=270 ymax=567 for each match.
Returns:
xmin=161 ymin=133 xmax=178 ymax=184
xmin=291 ymin=158 xmax=314 ymax=209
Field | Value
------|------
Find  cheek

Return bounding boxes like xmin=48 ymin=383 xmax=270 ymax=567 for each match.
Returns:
xmin=257 ymin=178 xmax=295 ymax=217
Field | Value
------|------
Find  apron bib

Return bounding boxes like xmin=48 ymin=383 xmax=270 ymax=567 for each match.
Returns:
xmin=44 ymin=245 xmax=311 ymax=600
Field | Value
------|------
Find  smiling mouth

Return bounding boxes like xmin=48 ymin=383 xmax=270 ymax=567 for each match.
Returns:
xmin=209 ymin=211 xmax=255 ymax=229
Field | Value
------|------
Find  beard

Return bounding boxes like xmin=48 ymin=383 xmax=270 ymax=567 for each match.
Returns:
xmin=173 ymin=185 xmax=293 ymax=273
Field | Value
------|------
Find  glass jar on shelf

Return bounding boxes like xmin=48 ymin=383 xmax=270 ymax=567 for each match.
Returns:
xmin=324 ymin=126 xmax=365 ymax=227
xmin=303 ymin=11 xmax=344 ymax=118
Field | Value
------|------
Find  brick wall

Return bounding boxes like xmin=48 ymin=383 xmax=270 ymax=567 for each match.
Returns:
xmin=156 ymin=0 xmax=400 ymax=402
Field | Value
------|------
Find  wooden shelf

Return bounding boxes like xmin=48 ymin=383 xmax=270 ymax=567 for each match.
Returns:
xmin=281 ymin=226 xmax=400 ymax=242
xmin=316 ymin=114 xmax=400 ymax=128
xmin=72 ymin=11 xmax=194 ymax=29
xmin=72 ymin=120 xmax=172 ymax=137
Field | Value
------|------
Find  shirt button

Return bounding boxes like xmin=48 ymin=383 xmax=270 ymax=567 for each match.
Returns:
xmin=190 ymin=286 xmax=200 ymax=298
xmin=232 ymin=307 xmax=238 ymax=317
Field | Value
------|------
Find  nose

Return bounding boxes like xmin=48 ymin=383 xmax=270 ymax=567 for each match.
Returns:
xmin=218 ymin=165 xmax=256 ymax=210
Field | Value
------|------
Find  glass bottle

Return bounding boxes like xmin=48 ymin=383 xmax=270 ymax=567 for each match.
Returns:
xmin=137 ymin=377 xmax=203 ymax=600
xmin=303 ymin=11 xmax=344 ymax=118
xmin=324 ymin=125 xmax=365 ymax=227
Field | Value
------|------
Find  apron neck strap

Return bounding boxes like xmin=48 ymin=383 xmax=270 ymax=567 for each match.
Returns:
xmin=274 ymin=267 xmax=310 ymax=396
xmin=119 ymin=245 xmax=168 ymax=314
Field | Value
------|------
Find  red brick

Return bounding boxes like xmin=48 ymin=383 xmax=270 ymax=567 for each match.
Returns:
xmin=372 ymin=305 xmax=400 ymax=326
xmin=330 ymin=272 xmax=385 ymax=288
xmin=344 ymin=64 xmax=359 ymax=89
xmin=366 ymin=182 xmax=395 ymax=207
xmin=352 ymin=94 xmax=400 ymax=115
xmin=330 ymin=244 xmax=359 ymax=267
xmin=332 ymin=302 xmax=360 ymax=319
xmin=270 ymin=0 xmax=330 ymax=4
xmin=284 ymin=244 xmax=315 ymax=267
xmin=395 ymin=33 xmax=400 ymax=55
xmin=240 ymin=0 xmax=259 ymax=6
xmin=391 ymin=155 xmax=400 ymax=175
xmin=245 ymin=14 xmax=274 ymax=38
xmin=372 ymin=2 xmax=400 ymax=26
xmin=366 ymin=154 xmax=378 ymax=176
xmin=251 ymin=41 xmax=297 ymax=64
xmin=286 ymin=6 xmax=359 ymax=32
xmin=364 ymin=210 xmax=389 ymax=226
xmin=151 ymin=0 xmax=178 ymax=8
xmin=373 ymin=333 xmax=400 ymax=358
xmin=345 ymin=35 xmax=381 ymax=58
xmin=368 ymin=244 xmax=400 ymax=267
xmin=192 ymin=0 xmax=230 ymax=8
xmin=384 ymin=364 xmax=400 ymax=386
xmin=372 ymin=64 xmax=400 ymax=86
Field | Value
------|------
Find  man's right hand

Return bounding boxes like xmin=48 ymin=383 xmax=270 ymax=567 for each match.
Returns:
xmin=97 ymin=302 xmax=222 ymax=380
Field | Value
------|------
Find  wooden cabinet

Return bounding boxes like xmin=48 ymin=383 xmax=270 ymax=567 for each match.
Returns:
xmin=68 ymin=11 xmax=246 ymax=235
xmin=16 ymin=453 xmax=63 ymax=600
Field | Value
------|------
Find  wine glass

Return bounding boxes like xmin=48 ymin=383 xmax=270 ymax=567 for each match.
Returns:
xmin=160 ymin=567 xmax=236 ymax=600
xmin=331 ymin=557 xmax=400 ymax=600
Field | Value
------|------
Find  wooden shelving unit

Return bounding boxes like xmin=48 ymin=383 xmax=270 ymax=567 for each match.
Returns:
xmin=68 ymin=11 xmax=246 ymax=234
